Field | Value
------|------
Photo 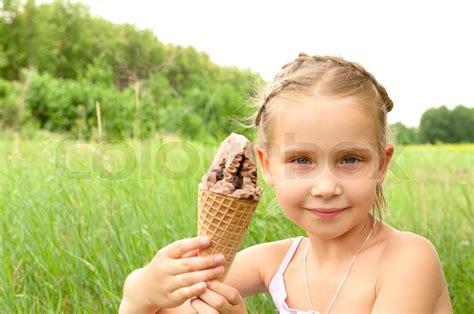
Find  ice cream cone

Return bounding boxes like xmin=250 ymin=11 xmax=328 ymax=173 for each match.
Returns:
xmin=197 ymin=187 xmax=259 ymax=281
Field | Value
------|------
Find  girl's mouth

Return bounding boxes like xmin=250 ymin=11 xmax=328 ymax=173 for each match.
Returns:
xmin=307 ymin=208 xmax=345 ymax=218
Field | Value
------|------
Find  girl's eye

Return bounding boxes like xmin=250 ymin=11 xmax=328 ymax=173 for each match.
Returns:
xmin=292 ymin=157 xmax=310 ymax=165
xmin=342 ymin=156 xmax=360 ymax=165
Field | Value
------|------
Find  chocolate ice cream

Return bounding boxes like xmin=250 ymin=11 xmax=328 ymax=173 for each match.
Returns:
xmin=199 ymin=132 xmax=263 ymax=201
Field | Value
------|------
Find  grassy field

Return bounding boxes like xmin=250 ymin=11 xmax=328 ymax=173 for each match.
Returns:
xmin=1 ymin=131 xmax=472 ymax=313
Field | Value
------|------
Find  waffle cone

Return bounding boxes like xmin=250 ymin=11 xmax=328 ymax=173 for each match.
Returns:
xmin=197 ymin=188 xmax=258 ymax=281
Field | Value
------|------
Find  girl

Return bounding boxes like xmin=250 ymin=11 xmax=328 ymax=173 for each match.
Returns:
xmin=119 ymin=53 xmax=452 ymax=313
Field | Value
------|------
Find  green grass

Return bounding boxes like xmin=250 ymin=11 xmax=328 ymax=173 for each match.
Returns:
xmin=0 ymin=132 xmax=472 ymax=313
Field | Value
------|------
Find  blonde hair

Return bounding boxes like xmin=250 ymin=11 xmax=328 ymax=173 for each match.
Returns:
xmin=242 ymin=52 xmax=395 ymax=224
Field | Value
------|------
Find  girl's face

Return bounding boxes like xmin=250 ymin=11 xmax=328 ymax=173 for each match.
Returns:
xmin=256 ymin=95 xmax=394 ymax=238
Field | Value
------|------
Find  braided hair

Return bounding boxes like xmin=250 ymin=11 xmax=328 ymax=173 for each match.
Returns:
xmin=255 ymin=52 xmax=393 ymax=127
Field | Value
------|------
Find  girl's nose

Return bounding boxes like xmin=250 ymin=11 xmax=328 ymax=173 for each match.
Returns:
xmin=310 ymin=168 xmax=342 ymax=199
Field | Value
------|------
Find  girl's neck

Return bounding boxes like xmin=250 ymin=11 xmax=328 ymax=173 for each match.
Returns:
xmin=306 ymin=214 xmax=377 ymax=270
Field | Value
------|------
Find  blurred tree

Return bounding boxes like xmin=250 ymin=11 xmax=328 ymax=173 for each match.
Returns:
xmin=419 ymin=105 xmax=474 ymax=143
xmin=0 ymin=0 xmax=26 ymax=79
xmin=450 ymin=105 xmax=474 ymax=143
xmin=420 ymin=106 xmax=451 ymax=143
xmin=391 ymin=122 xmax=419 ymax=144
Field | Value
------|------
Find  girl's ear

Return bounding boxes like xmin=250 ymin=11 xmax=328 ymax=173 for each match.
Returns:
xmin=377 ymin=144 xmax=394 ymax=184
xmin=256 ymin=147 xmax=275 ymax=187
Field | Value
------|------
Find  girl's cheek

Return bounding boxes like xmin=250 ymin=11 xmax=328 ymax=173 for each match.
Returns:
xmin=347 ymin=181 xmax=377 ymax=206
xmin=275 ymin=179 xmax=298 ymax=193
xmin=275 ymin=180 xmax=302 ymax=200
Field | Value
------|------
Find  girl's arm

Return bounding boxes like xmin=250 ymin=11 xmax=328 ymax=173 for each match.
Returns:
xmin=223 ymin=242 xmax=270 ymax=297
xmin=371 ymin=233 xmax=452 ymax=313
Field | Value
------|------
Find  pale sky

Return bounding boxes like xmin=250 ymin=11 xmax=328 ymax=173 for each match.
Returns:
xmin=39 ymin=0 xmax=474 ymax=127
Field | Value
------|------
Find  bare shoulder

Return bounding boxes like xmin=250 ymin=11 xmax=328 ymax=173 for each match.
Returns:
xmin=378 ymin=231 xmax=446 ymax=290
xmin=380 ymin=230 xmax=438 ymax=259
xmin=224 ymin=237 xmax=296 ymax=298
xmin=379 ymin=231 xmax=444 ymax=273
xmin=372 ymin=230 xmax=452 ymax=312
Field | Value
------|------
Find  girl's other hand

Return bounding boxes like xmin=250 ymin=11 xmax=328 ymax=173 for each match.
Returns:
xmin=119 ymin=236 xmax=226 ymax=313
xmin=190 ymin=280 xmax=248 ymax=314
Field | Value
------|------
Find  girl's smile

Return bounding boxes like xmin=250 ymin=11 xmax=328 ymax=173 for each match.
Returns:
xmin=306 ymin=207 xmax=347 ymax=219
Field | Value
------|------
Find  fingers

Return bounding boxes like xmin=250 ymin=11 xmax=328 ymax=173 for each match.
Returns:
xmin=169 ymin=254 xmax=225 ymax=276
xmin=181 ymin=249 xmax=198 ymax=258
xmin=158 ymin=236 xmax=211 ymax=259
xmin=167 ymin=263 xmax=225 ymax=294
xmin=190 ymin=297 xmax=219 ymax=314
xmin=168 ymin=281 xmax=208 ymax=305
xmin=206 ymin=280 xmax=242 ymax=305
xmin=202 ymin=280 xmax=242 ymax=306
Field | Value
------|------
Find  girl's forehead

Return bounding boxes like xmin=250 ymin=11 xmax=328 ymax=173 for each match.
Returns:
xmin=270 ymin=97 xmax=378 ymax=150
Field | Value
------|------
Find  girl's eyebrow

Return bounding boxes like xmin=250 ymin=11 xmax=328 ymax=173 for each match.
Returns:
xmin=283 ymin=149 xmax=312 ymax=156
xmin=283 ymin=147 xmax=372 ymax=156
xmin=336 ymin=147 xmax=372 ymax=154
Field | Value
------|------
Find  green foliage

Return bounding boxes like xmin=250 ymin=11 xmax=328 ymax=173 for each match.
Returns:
xmin=419 ymin=105 xmax=474 ymax=143
xmin=0 ymin=0 xmax=262 ymax=142
xmin=0 ymin=78 xmax=20 ymax=128
xmin=391 ymin=105 xmax=474 ymax=145
xmin=450 ymin=105 xmax=474 ymax=142
xmin=82 ymin=54 xmax=115 ymax=88
xmin=391 ymin=122 xmax=420 ymax=144
xmin=5 ymin=68 xmax=258 ymax=141
xmin=24 ymin=69 xmax=136 ymax=139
